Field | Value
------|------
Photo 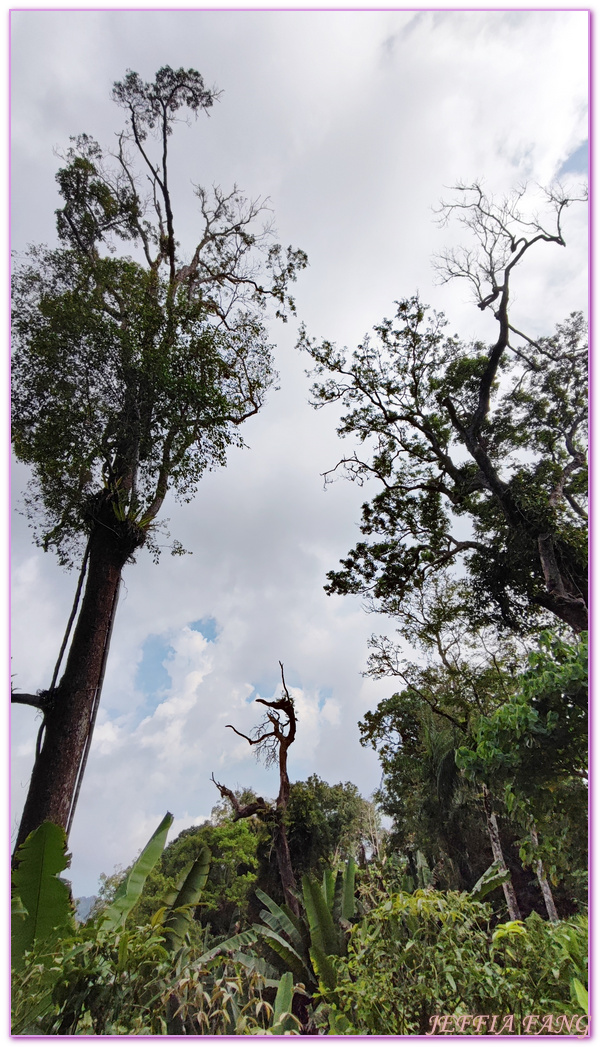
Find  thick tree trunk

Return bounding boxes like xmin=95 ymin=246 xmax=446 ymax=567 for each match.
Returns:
xmin=481 ymin=785 xmax=522 ymax=922
xmin=14 ymin=518 xmax=134 ymax=854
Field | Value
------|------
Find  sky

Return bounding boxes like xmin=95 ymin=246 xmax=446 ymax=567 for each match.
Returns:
xmin=9 ymin=8 xmax=589 ymax=897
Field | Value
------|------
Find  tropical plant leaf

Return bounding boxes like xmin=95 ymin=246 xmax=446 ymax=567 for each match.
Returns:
xmin=197 ymin=927 xmax=260 ymax=963
xmin=163 ymin=845 xmax=211 ymax=949
xmin=270 ymin=971 xmax=300 ymax=1033
xmin=229 ymin=951 xmax=281 ymax=982
xmin=322 ymin=867 xmax=336 ymax=911
xmin=259 ymin=927 xmax=313 ymax=984
xmin=302 ymin=874 xmax=339 ymax=956
xmin=309 ymin=944 xmax=338 ymax=991
xmin=280 ymin=901 xmax=309 ymax=949
xmin=470 ymin=860 xmax=511 ymax=901
xmin=255 ymin=887 xmax=304 ymax=953
xmin=12 ymin=821 xmax=75 ymax=969
xmin=100 ymin=812 xmax=173 ymax=931
xmin=272 ymin=970 xmax=293 ymax=1024
xmin=572 ymin=977 xmax=588 ymax=1012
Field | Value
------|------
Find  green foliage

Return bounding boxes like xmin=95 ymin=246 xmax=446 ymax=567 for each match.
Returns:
xmin=469 ymin=860 xmax=511 ymax=902
xmin=269 ymin=971 xmax=301 ymax=1034
xmin=323 ymin=889 xmax=587 ymax=1034
xmin=205 ymin=859 xmax=358 ymax=998
xmin=301 ymin=291 xmax=587 ymax=633
xmin=100 ymin=812 xmax=173 ymax=931
xmin=12 ymin=919 xmax=300 ymax=1035
xmin=285 ymin=775 xmax=378 ymax=878
xmin=161 ymin=845 xmax=211 ymax=950
xmin=11 ymin=822 xmax=75 ymax=970
xmin=132 ymin=817 xmax=260 ymax=934
xmin=456 ymin=631 xmax=587 ymax=895
xmin=12 ymin=67 xmax=306 ymax=565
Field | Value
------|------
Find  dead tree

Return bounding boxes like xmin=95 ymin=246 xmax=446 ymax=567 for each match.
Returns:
xmin=212 ymin=662 xmax=300 ymax=916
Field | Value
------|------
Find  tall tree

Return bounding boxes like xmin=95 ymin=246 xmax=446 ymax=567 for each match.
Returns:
xmin=456 ymin=629 xmax=588 ymax=918
xmin=359 ymin=592 xmax=527 ymax=919
xmin=300 ymin=183 xmax=587 ymax=634
xmin=11 ymin=67 xmax=306 ymax=851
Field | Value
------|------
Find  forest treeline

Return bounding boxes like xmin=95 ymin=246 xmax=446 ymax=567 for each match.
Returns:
xmin=11 ymin=65 xmax=587 ymax=1035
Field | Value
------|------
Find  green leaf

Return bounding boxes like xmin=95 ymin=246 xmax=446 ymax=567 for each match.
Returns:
xmin=255 ymin=887 xmax=305 ymax=953
xmin=11 ymin=821 xmax=75 ymax=968
xmin=322 ymin=867 xmax=336 ymax=911
xmin=100 ymin=812 xmax=173 ymax=931
xmin=572 ymin=977 xmax=588 ymax=1012
xmin=259 ymin=928 xmax=313 ymax=984
xmin=271 ymin=970 xmax=294 ymax=1026
xmin=197 ymin=927 xmax=260 ymax=964
xmin=470 ymin=860 xmax=511 ymax=901
xmin=11 ymin=895 xmax=27 ymax=919
xmin=162 ymin=844 xmax=210 ymax=949
xmin=302 ymin=874 xmax=340 ymax=956
xmin=309 ymin=944 xmax=338 ymax=991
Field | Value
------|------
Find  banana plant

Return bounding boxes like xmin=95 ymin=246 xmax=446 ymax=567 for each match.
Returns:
xmin=199 ymin=857 xmax=358 ymax=995
xmin=12 ymin=812 xmax=176 ymax=967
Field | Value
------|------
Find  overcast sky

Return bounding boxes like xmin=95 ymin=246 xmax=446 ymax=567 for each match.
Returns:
xmin=10 ymin=9 xmax=588 ymax=896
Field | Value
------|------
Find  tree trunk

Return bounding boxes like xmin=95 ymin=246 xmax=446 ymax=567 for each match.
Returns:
xmin=14 ymin=516 xmax=135 ymax=854
xmin=481 ymin=784 xmax=522 ymax=922
xmin=273 ymin=817 xmax=300 ymax=917
xmin=530 ymin=825 xmax=559 ymax=923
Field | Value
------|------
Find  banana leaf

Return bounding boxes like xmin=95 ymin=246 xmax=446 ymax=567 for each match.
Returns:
xmin=270 ymin=971 xmax=298 ymax=1033
xmin=197 ymin=926 xmax=260 ymax=963
xmin=322 ymin=867 xmax=336 ymax=911
xmin=101 ymin=812 xmax=173 ymax=930
xmin=309 ymin=943 xmax=338 ymax=991
xmin=470 ymin=860 xmax=511 ymax=901
xmin=259 ymin=927 xmax=313 ymax=984
xmin=302 ymin=874 xmax=339 ymax=956
xmin=12 ymin=821 xmax=75 ymax=969
xmin=255 ymin=887 xmax=305 ymax=953
xmin=162 ymin=845 xmax=210 ymax=949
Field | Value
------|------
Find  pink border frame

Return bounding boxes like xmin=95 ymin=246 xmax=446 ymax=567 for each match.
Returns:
xmin=7 ymin=8 xmax=592 ymax=1041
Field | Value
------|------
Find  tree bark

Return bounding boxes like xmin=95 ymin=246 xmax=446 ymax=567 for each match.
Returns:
xmin=272 ymin=817 xmax=300 ymax=917
xmin=14 ymin=514 xmax=138 ymax=854
xmin=530 ymin=825 xmax=559 ymax=923
xmin=481 ymin=784 xmax=522 ymax=922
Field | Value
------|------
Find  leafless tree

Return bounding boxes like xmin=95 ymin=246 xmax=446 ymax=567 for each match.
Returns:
xmin=212 ymin=662 xmax=300 ymax=915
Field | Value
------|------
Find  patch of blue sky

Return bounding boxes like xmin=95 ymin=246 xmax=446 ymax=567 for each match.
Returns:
xmin=135 ymin=634 xmax=175 ymax=712
xmin=189 ymin=617 xmax=219 ymax=642
xmin=318 ymin=687 xmax=333 ymax=710
xmin=558 ymin=141 xmax=588 ymax=176
xmin=247 ymin=665 xmax=304 ymax=702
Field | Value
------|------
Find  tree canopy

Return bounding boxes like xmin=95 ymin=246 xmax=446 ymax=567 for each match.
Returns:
xmin=300 ymin=184 xmax=587 ymax=633
xmin=12 ymin=66 xmax=307 ymax=566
